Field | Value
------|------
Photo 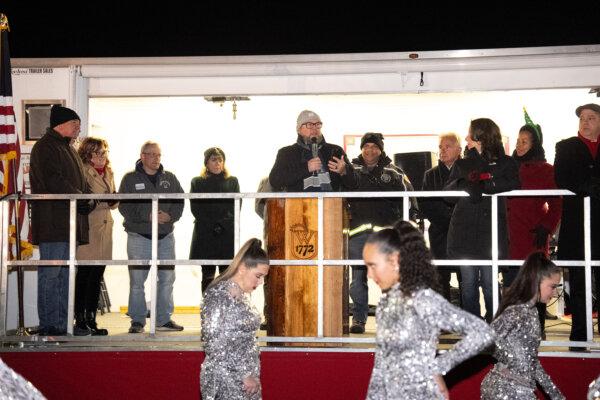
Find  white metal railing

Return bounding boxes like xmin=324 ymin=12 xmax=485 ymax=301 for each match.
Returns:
xmin=1 ymin=189 xmax=598 ymax=353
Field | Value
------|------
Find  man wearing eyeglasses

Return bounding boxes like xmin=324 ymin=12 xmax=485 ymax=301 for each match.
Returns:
xmin=118 ymin=141 xmax=185 ymax=333
xmin=269 ymin=110 xmax=357 ymax=192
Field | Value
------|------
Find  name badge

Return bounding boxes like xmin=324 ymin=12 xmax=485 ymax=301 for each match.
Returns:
xmin=135 ymin=183 xmax=145 ymax=190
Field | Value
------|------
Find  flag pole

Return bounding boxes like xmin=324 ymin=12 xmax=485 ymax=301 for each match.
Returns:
xmin=10 ymin=158 xmax=26 ymax=335
xmin=0 ymin=14 xmax=27 ymax=336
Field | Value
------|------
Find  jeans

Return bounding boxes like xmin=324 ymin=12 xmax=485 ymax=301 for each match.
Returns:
xmin=38 ymin=242 xmax=70 ymax=332
xmin=459 ymin=264 xmax=493 ymax=322
xmin=349 ymin=233 xmax=369 ymax=323
xmin=127 ymin=232 xmax=176 ymax=326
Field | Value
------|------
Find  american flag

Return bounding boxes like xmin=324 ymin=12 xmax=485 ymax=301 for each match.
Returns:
xmin=1 ymin=14 xmax=32 ymax=260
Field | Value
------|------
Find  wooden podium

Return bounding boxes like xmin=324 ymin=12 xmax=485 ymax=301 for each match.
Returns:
xmin=265 ymin=198 xmax=346 ymax=339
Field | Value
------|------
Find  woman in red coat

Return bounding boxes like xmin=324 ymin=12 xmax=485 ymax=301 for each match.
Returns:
xmin=506 ymin=124 xmax=562 ymax=333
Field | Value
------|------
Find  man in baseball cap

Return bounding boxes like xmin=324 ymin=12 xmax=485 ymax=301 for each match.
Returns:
xmin=554 ymin=102 xmax=600 ymax=351
xmin=575 ymin=103 xmax=600 ymax=117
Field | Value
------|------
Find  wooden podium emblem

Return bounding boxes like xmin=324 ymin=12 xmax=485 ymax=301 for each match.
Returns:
xmin=290 ymin=223 xmax=316 ymax=259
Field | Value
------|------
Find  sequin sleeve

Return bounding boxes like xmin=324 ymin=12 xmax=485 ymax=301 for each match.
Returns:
xmin=366 ymin=349 xmax=386 ymax=400
xmin=534 ymin=358 xmax=565 ymax=399
xmin=0 ymin=358 xmax=46 ymax=400
xmin=589 ymin=374 xmax=600 ymax=400
xmin=414 ymin=289 xmax=495 ymax=375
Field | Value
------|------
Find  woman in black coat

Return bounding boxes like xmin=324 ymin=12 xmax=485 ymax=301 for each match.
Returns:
xmin=190 ymin=147 xmax=240 ymax=294
xmin=445 ymin=118 xmax=520 ymax=322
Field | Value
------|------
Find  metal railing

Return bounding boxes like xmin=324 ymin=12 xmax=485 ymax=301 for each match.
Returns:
xmin=1 ymin=189 xmax=598 ymax=353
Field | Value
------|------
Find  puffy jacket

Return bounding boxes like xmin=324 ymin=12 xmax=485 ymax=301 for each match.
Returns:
xmin=348 ymin=154 xmax=406 ymax=229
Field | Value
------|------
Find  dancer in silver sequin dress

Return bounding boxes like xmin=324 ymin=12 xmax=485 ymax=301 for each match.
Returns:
xmin=0 ymin=358 xmax=46 ymax=400
xmin=480 ymin=252 xmax=565 ymax=399
xmin=363 ymin=221 xmax=495 ymax=400
xmin=200 ymin=238 xmax=269 ymax=400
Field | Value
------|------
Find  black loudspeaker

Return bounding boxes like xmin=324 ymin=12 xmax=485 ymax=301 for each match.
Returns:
xmin=393 ymin=152 xmax=437 ymax=191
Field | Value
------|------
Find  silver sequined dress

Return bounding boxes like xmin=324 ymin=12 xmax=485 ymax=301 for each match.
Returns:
xmin=200 ymin=280 xmax=261 ymax=400
xmin=367 ymin=285 xmax=494 ymax=400
xmin=588 ymin=374 xmax=600 ymax=400
xmin=0 ymin=358 xmax=46 ymax=400
xmin=480 ymin=301 xmax=564 ymax=399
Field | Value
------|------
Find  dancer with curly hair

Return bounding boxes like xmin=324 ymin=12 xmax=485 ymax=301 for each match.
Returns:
xmin=363 ymin=220 xmax=494 ymax=399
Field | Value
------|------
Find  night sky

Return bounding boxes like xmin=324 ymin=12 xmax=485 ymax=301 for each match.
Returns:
xmin=2 ymin=3 xmax=600 ymax=58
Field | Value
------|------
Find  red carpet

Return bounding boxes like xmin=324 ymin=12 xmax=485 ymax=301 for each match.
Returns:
xmin=1 ymin=351 xmax=598 ymax=399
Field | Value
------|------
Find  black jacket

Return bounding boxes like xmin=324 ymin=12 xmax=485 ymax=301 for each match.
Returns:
xmin=445 ymin=148 xmax=520 ymax=259
xmin=554 ymin=136 xmax=600 ymax=260
xmin=269 ymin=136 xmax=357 ymax=192
xmin=117 ymin=160 xmax=185 ymax=236
xmin=189 ymin=173 xmax=240 ymax=259
xmin=348 ymin=154 xmax=406 ymax=229
xmin=420 ymin=163 xmax=455 ymax=258
xmin=29 ymin=128 xmax=90 ymax=245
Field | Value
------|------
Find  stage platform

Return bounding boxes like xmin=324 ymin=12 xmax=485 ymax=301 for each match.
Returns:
xmin=1 ymin=312 xmax=600 ymax=399
xmin=1 ymin=350 xmax=599 ymax=399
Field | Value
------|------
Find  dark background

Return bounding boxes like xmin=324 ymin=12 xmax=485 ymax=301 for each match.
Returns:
xmin=3 ymin=2 xmax=600 ymax=58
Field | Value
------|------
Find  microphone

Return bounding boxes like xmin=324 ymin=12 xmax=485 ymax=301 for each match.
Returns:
xmin=310 ymin=137 xmax=321 ymax=176
xmin=311 ymin=137 xmax=319 ymax=159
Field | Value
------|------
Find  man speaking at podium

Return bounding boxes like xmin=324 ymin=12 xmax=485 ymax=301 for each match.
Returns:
xmin=269 ymin=110 xmax=357 ymax=192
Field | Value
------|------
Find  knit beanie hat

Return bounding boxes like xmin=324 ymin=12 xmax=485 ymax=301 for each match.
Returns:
xmin=204 ymin=147 xmax=226 ymax=165
xmin=360 ymin=132 xmax=384 ymax=151
xmin=50 ymin=105 xmax=80 ymax=128
xmin=296 ymin=110 xmax=321 ymax=131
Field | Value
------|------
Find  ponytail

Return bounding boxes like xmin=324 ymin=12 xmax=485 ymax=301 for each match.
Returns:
xmin=366 ymin=220 xmax=440 ymax=296
xmin=206 ymin=238 xmax=269 ymax=292
xmin=495 ymin=252 xmax=561 ymax=319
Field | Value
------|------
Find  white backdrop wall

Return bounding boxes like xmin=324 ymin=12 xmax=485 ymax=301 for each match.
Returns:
xmin=89 ymin=88 xmax=596 ymax=312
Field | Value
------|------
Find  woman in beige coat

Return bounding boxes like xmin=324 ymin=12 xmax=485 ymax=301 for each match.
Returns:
xmin=75 ymin=137 xmax=118 ymax=335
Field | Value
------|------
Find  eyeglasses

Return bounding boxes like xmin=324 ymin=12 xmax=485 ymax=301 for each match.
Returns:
xmin=92 ymin=150 xmax=108 ymax=158
xmin=303 ymin=122 xmax=323 ymax=129
xmin=143 ymin=152 xmax=161 ymax=158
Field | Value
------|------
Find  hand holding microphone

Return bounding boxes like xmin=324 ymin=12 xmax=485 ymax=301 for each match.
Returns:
xmin=308 ymin=137 xmax=322 ymax=173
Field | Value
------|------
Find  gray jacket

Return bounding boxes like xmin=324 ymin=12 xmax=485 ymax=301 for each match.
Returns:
xmin=118 ymin=160 xmax=184 ymax=236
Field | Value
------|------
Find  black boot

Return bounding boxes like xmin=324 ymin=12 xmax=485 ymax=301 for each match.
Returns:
xmin=74 ymin=312 xmax=91 ymax=336
xmin=86 ymin=310 xmax=108 ymax=336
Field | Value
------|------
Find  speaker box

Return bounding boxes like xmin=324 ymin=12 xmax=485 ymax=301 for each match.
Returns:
xmin=393 ymin=151 xmax=437 ymax=190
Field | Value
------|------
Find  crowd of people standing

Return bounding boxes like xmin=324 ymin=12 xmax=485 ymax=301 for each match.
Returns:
xmin=25 ymin=101 xmax=600 ymax=398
